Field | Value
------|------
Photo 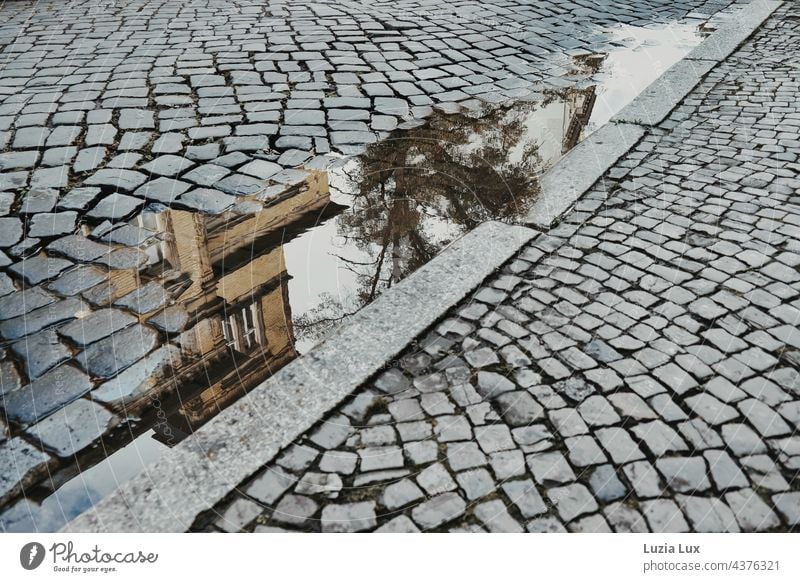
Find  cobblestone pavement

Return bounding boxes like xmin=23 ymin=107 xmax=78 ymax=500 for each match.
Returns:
xmin=0 ymin=0 xmax=743 ymax=522
xmin=196 ymin=3 xmax=800 ymax=533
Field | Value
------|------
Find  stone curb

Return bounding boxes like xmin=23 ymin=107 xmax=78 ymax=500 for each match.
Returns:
xmin=686 ymin=0 xmax=782 ymax=62
xmin=62 ymin=221 xmax=536 ymax=532
xmin=525 ymin=123 xmax=646 ymax=230
xmin=611 ymin=58 xmax=717 ymax=126
xmin=525 ymin=0 xmax=782 ymax=230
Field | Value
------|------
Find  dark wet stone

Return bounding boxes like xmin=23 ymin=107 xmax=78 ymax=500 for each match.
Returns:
xmin=277 ymin=149 xmax=311 ymax=167
xmin=8 ymin=237 xmax=42 ymax=260
xmin=114 ymin=280 xmax=169 ymax=314
xmin=181 ymin=163 xmax=231 ymax=186
xmin=0 ymin=217 xmax=23 ymax=247
xmin=101 ymin=247 xmax=148 ymax=270
xmin=323 ymin=97 xmax=370 ymax=109
xmin=493 ymin=391 xmax=545 ymax=426
xmin=8 ymin=255 xmax=73 ymax=285
xmin=0 ymin=499 xmax=43 ymax=532
xmin=275 ymin=136 xmax=312 ymax=150
xmin=19 ymin=188 xmax=58 ymax=214
xmin=214 ymin=173 xmax=266 ymax=196
xmin=374 ymin=369 xmax=411 ymax=394
xmin=11 ymin=329 xmax=71 ymax=379
xmin=26 ymin=398 xmax=119 ymax=458
xmin=0 ymin=297 xmax=87 ymax=340
xmin=147 ymin=305 xmax=189 ymax=333
xmin=2 ymin=364 xmax=92 ymax=426
xmin=476 ymin=371 xmax=515 ymax=398
xmin=0 ymin=273 xmax=14 ymax=296
xmin=48 ymin=265 xmax=107 ymax=295
xmin=553 ymin=376 xmax=596 ymax=402
xmin=47 ymin=234 xmax=110 ymax=262
xmin=0 ymin=191 xmax=14 ymax=215
xmin=100 ymin=224 xmax=157 ymax=247
xmin=584 ymin=339 xmax=623 ymax=363
xmin=73 ymin=146 xmax=108 ymax=173
xmin=223 ymin=136 xmax=270 ymax=152
xmin=330 ymin=131 xmax=377 ymax=145
xmin=374 ymin=97 xmax=409 ymax=116
xmin=84 ymin=168 xmax=148 ymax=191
xmin=27 ymin=212 xmax=78 ymax=238
xmin=212 ymin=152 xmax=250 ymax=168
xmin=139 ymin=155 xmax=195 ymax=177
xmin=185 ymin=144 xmax=220 ymax=161
xmin=77 ymin=324 xmax=159 ymax=379
xmin=0 ymin=361 xmax=22 ymax=397
xmin=177 ymin=188 xmax=237 ymax=213
xmin=86 ymin=193 xmax=144 ymax=220
xmin=284 ymin=109 xmax=325 ymax=125
xmin=58 ymin=308 xmax=137 ymax=347
xmin=92 ymin=344 xmax=181 ymax=412
xmin=589 ymin=464 xmax=627 ymax=502
xmin=238 ymin=159 xmax=282 ymax=180
xmin=81 ymin=271 xmax=137 ymax=306
xmin=58 ymin=186 xmax=101 ymax=211
xmin=0 ymin=287 xmax=55 ymax=320
xmin=133 ymin=177 xmax=191 ymax=203
xmin=0 ymin=437 xmax=53 ymax=506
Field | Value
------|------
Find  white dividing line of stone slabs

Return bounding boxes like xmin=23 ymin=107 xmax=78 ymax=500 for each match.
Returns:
xmin=62 ymin=220 xmax=536 ymax=532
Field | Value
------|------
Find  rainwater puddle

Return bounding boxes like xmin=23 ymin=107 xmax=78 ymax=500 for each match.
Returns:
xmin=4 ymin=20 xmax=714 ymax=532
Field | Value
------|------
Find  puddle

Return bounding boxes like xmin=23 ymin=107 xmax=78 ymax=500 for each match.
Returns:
xmin=2 ymin=20 xmax=714 ymax=532
xmin=575 ymin=22 xmax=711 ymax=132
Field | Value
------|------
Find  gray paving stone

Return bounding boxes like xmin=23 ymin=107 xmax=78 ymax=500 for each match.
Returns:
xmin=640 ymin=499 xmax=690 ymax=533
xmin=321 ymin=501 xmax=377 ymax=532
xmin=676 ymin=495 xmax=740 ymax=532
xmin=473 ymin=499 xmax=524 ymax=533
xmin=58 ymin=308 xmax=136 ymax=347
xmin=86 ymin=193 xmax=144 ymax=220
xmin=77 ymin=324 xmax=158 ymax=379
xmin=215 ymin=497 xmax=263 ymax=532
xmin=271 ymin=494 xmax=318 ymax=526
xmin=411 ymin=492 xmax=466 ymax=530
xmin=27 ymin=397 xmax=118 ymax=458
xmin=656 ymin=457 xmax=711 ymax=494
xmin=724 ymin=489 xmax=780 ymax=532
xmin=547 ymin=483 xmax=598 ymax=522
xmin=381 ymin=478 xmax=425 ymax=510
xmin=771 ymin=492 xmax=800 ymax=526
xmin=10 ymin=329 xmax=70 ymax=379
xmin=0 ymin=437 xmax=53 ymax=506
xmin=501 ymin=479 xmax=547 ymax=518
xmin=0 ymin=297 xmax=86 ymax=340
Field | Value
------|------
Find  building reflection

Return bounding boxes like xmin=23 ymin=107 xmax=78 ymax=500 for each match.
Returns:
xmin=1 ymin=87 xmax=600 ymax=532
xmin=125 ymin=172 xmax=330 ymax=442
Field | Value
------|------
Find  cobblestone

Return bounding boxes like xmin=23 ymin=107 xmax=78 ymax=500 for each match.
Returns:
xmin=193 ymin=2 xmax=800 ymax=534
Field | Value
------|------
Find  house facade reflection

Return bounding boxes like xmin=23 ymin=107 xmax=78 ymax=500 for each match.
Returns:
xmin=131 ymin=172 xmax=330 ymax=441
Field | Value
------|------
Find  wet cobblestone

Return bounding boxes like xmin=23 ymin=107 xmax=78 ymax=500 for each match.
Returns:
xmin=1 ymin=0 xmax=748 ymax=527
xmin=199 ymin=3 xmax=800 ymax=533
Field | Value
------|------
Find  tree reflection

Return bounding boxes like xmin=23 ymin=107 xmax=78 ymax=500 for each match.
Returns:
xmin=294 ymin=90 xmax=596 ymax=344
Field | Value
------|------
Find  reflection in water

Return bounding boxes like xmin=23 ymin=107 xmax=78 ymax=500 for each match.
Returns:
xmin=2 ymin=21 xmax=709 ymax=531
xmin=574 ymin=22 xmax=709 ymax=132
xmin=290 ymin=90 xmax=597 ymax=347
xmin=5 ymin=90 xmax=596 ymax=532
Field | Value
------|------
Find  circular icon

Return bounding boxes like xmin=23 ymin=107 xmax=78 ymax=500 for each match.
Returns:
xmin=20 ymin=542 xmax=46 ymax=570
